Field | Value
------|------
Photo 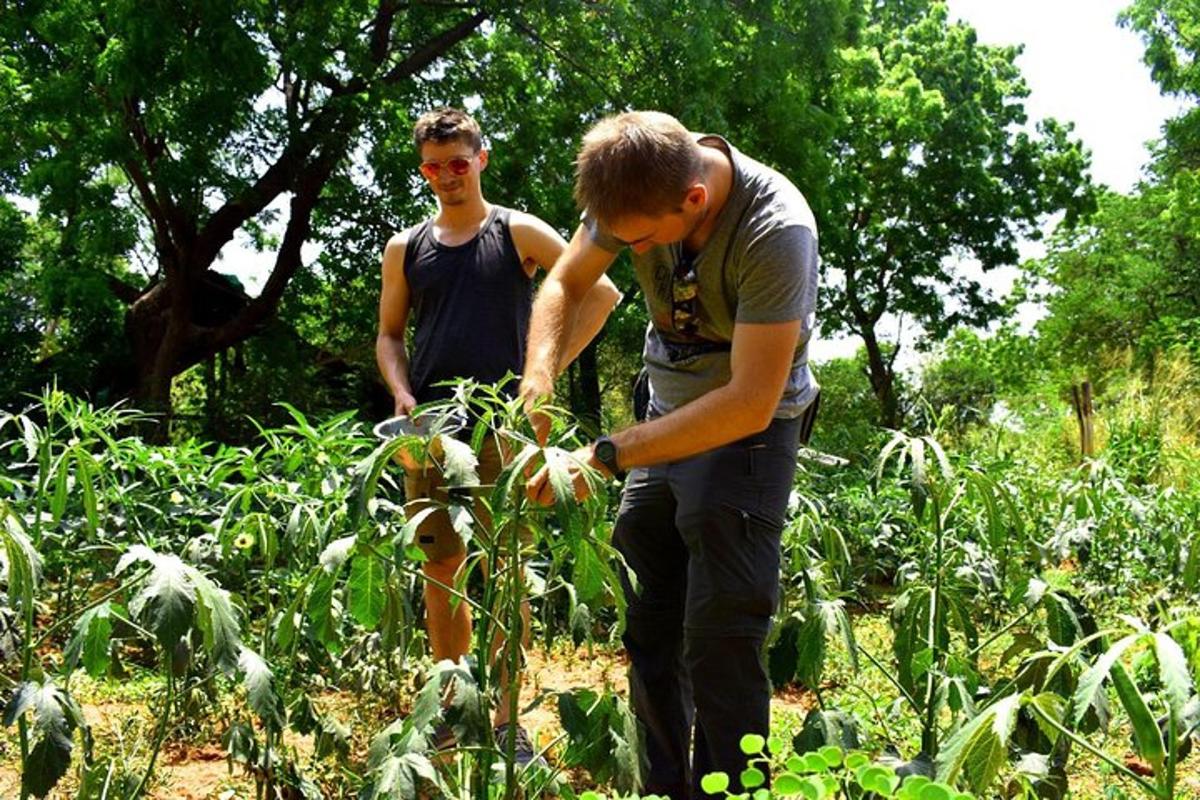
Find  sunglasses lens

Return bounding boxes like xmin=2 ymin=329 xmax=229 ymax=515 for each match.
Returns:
xmin=419 ymin=162 xmax=441 ymax=179
xmin=448 ymin=158 xmax=472 ymax=175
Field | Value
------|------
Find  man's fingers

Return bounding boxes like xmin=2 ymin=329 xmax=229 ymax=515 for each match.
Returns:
xmin=525 ymin=467 xmax=551 ymax=507
xmin=530 ymin=409 xmax=551 ymax=447
xmin=573 ymin=472 xmax=591 ymax=503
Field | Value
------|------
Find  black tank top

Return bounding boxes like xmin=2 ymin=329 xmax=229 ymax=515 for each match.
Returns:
xmin=404 ymin=206 xmax=532 ymax=403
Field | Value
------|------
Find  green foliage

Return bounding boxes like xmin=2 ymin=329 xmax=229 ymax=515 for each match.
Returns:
xmin=1032 ymin=184 xmax=1200 ymax=382
xmin=3 ymin=678 xmax=84 ymax=798
xmin=807 ymin=352 xmax=890 ymax=462
xmin=819 ymin=0 xmax=1094 ymax=424
xmin=701 ymin=736 xmax=977 ymax=799
xmin=558 ymin=688 xmax=645 ymax=794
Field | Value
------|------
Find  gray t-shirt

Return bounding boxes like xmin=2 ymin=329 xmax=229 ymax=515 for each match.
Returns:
xmin=586 ymin=135 xmax=819 ymax=419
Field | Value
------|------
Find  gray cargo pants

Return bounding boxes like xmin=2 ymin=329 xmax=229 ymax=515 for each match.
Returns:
xmin=613 ymin=416 xmax=802 ymax=800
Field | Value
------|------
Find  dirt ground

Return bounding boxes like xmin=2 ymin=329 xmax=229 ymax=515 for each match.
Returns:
xmin=0 ymin=644 xmax=818 ymax=799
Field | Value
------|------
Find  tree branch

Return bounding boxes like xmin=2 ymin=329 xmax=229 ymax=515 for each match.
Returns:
xmin=380 ymin=9 xmax=488 ymax=84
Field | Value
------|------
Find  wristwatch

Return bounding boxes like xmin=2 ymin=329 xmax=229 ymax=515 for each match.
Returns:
xmin=592 ymin=436 xmax=626 ymax=481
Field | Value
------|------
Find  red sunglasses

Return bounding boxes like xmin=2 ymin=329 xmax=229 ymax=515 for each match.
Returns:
xmin=419 ymin=155 xmax=475 ymax=179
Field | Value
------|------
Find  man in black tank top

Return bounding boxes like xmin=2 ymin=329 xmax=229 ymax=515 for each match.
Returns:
xmin=375 ymin=108 xmax=620 ymax=761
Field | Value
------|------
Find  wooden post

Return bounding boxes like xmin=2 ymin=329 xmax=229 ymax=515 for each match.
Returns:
xmin=1071 ymin=381 xmax=1095 ymax=459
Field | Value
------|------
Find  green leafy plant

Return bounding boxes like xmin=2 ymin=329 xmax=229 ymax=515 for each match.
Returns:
xmin=699 ymin=733 xmax=977 ymax=799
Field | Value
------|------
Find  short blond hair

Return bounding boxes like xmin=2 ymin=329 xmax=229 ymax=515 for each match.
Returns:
xmin=574 ymin=111 xmax=703 ymax=225
xmin=412 ymin=107 xmax=482 ymax=152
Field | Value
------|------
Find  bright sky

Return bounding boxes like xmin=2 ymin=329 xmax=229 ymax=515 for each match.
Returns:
xmin=810 ymin=0 xmax=1191 ymax=363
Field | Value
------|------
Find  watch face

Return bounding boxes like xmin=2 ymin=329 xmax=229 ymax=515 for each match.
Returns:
xmin=595 ymin=440 xmax=617 ymax=465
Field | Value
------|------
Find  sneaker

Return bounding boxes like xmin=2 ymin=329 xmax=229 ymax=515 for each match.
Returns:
xmin=493 ymin=723 xmax=542 ymax=768
xmin=431 ymin=721 xmax=456 ymax=751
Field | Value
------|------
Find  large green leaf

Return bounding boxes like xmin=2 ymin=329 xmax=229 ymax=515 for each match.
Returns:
xmin=936 ymin=692 xmax=1021 ymax=792
xmin=75 ymin=450 xmax=100 ymax=538
xmin=1026 ymin=693 xmax=1065 ymax=746
xmin=1111 ymin=660 xmax=1165 ymax=773
xmin=0 ymin=507 xmax=42 ymax=604
xmin=769 ymin=617 xmax=802 ymax=686
xmin=436 ymin=658 xmax=487 ymax=747
xmin=7 ymin=678 xmax=81 ymax=798
xmin=188 ymin=570 xmax=241 ymax=674
xmin=307 ymin=569 xmax=343 ymax=655
xmin=558 ymin=688 xmax=620 ymax=783
xmin=1071 ymin=633 xmax=1140 ymax=726
xmin=1153 ymin=631 xmax=1194 ymax=728
xmin=319 ymin=535 xmax=356 ymax=574
xmin=347 ymin=553 xmax=386 ymax=629
xmin=238 ymin=647 xmax=283 ymax=732
xmin=63 ymin=602 xmax=114 ymax=677
xmin=613 ymin=693 xmax=645 ymax=794
xmin=129 ymin=553 xmax=195 ymax=652
xmin=438 ymin=436 xmax=479 ymax=487
xmin=795 ymin=612 xmax=828 ymax=689
xmin=542 ymin=446 xmax=577 ymax=506
xmin=572 ymin=541 xmax=604 ymax=605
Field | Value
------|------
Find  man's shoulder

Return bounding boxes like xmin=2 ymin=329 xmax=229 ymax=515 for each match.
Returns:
xmin=503 ymin=207 xmax=555 ymax=233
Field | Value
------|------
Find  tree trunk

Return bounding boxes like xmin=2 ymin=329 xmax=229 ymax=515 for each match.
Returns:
xmin=861 ymin=326 xmax=900 ymax=429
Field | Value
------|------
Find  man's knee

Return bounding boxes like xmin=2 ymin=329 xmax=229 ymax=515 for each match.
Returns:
xmin=684 ymin=634 xmax=769 ymax=703
xmin=423 ymin=551 xmax=467 ymax=586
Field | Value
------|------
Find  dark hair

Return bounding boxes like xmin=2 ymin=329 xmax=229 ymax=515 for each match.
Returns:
xmin=412 ymin=107 xmax=483 ymax=152
xmin=574 ymin=111 xmax=702 ymax=225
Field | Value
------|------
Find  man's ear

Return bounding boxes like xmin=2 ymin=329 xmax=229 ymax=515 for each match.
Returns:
xmin=478 ymin=149 xmax=489 ymax=171
xmin=683 ymin=183 xmax=707 ymax=211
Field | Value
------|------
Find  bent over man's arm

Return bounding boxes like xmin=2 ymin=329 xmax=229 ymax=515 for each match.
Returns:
xmin=509 ymin=213 xmax=622 ymax=373
xmin=519 ymin=224 xmax=618 ymax=439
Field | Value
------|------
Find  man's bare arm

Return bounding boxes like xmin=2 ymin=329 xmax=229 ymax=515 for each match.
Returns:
xmin=510 ymin=213 xmax=622 ymax=373
xmin=375 ymin=233 xmax=417 ymax=416
xmin=520 ymin=224 xmax=618 ymax=419
xmin=526 ymin=317 xmax=803 ymax=505
xmin=605 ymin=319 xmax=803 ymax=469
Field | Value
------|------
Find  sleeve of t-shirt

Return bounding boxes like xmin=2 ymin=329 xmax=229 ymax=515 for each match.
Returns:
xmin=581 ymin=211 xmax=624 ymax=254
xmin=735 ymin=224 xmax=818 ymax=334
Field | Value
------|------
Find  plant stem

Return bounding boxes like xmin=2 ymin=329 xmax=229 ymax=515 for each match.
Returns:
xmin=131 ymin=659 xmax=176 ymax=799
xmin=858 ymin=645 xmax=921 ymax=713
xmin=503 ymin=509 xmax=523 ymax=799
xmin=32 ymin=569 xmax=149 ymax=651
xmin=1027 ymin=698 xmax=1162 ymax=797
xmin=967 ymin=601 xmax=1038 ymax=660
xmin=922 ymin=495 xmax=946 ymax=758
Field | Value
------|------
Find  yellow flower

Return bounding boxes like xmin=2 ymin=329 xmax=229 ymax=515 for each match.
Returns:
xmin=233 ymin=532 xmax=255 ymax=551
xmin=170 ymin=490 xmax=185 ymax=504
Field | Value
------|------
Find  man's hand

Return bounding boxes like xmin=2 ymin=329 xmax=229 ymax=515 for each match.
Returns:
xmin=519 ymin=374 xmax=554 ymax=446
xmin=525 ymin=445 xmax=606 ymax=507
xmin=393 ymin=390 xmax=417 ymax=418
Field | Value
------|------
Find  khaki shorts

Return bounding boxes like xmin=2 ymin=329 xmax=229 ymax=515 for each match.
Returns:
xmin=403 ymin=436 xmax=531 ymax=562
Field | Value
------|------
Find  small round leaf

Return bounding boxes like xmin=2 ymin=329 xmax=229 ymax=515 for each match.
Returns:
xmin=741 ymin=767 xmax=766 ymax=789
xmin=799 ymin=776 xmax=828 ymax=800
xmin=919 ymin=784 xmax=952 ymax=800
xmin=768 ymin=735 xmax=786 ymax=755
xmin=844 ymin=751 xmax=870 ymax=770
xmin=775 ymin=773 xmax=804 ymax=796
xmin=740 ymin=733 xmax=767 ymax=755
xmin=701 ymin=772 xmax=731 ymax=795
xmin=818 ymin=745 xmax=843 ymax=768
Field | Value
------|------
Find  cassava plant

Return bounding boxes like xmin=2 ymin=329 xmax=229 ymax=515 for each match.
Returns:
xmin=352 ymin=378 xmax=628 ymax=800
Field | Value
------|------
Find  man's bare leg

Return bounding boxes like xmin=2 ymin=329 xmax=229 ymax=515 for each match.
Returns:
xmin=424 ymin=550 xmax=471 ymax=662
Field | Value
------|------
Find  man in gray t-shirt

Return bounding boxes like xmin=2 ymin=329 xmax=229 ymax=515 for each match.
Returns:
xmin=586 ymin=133 xmax=819 ymax=420
xmin=521 ymin=111 xmax=819 ymax=799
